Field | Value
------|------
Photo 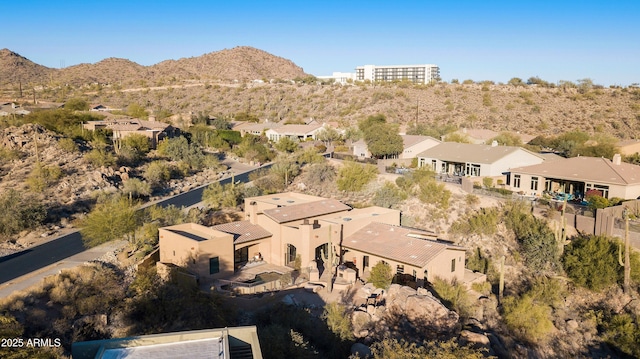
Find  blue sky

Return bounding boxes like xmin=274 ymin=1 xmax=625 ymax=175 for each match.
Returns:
xmin=3 ymin=1 xmax=639 ymax=86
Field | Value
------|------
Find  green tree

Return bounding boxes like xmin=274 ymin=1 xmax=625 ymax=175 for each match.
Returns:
xmin=274 ymin=137 xmax=299 ymax=153
xmin=508 ymin=77 xmax=525 ymax=87
xmin=127 ymin=103 xmax=148 ymax=119
xmin=85 ymin=147 xmax=117 ymax=167
xmin=365 ymin=123 xmax=404 ymax=159
xmin=64 ymin=97 xmax=89 ymax=111
xmin=81 ymin=195 xmax=140 ymax=247
xmin=337 ymin=162 xmax=378 ymax=192
xmin=316 ymin=127 xmax=342 ymax=146
xmin=444 ymin=132 xmax=471 ymax=143
xmin=202 ymin=182 xmax=244 ymax=210
xmin=369 ymin=261 xmax=393 ymax=289
xmin=488 ymin=132 xmax=522 ymax=147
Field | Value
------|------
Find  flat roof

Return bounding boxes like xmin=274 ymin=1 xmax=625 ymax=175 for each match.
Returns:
xmin=161 ymin=223 xmax=229 ymax=242
xmin=246 ymin=192 xmax=328 ymax=207
xmin=344 ymin=223 xmax=464 ymax=268
xmin=101 ymin=337 xmax=222 ymax=359
xmin=320 ymin=206 xmax=399 ymax=224
xmin=263 ymin=199 xmax=351 ymax=223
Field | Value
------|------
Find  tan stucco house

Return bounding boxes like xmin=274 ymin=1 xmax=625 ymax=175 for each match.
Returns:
xmin=83 ymin=118 xmax=178 ymax=148
xmin=508 ymin=154 xmax=640 ymax=200
xmin=158 ymin=192 xmax=466 ymax=286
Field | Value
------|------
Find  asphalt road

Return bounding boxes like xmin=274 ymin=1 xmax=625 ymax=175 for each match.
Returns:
xmin=0 ymin=164 xmax=266 ymax=286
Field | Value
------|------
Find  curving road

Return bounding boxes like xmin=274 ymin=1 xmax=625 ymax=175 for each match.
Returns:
xmin=0 ymin=164 xmax=266 ymax=287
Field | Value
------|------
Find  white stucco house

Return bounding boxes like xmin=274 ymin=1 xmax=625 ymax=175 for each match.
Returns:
xmin=417 ymin=141 xmax=545 ymax=177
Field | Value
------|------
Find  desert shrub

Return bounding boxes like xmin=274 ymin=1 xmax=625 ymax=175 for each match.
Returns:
xmin=304 ymin=162 xmax=336 ymax=189
xmin=600 ymin=312 xmax=640 ymax=357
xmin=372 ymin=181 xmax=407 ymax=208
xmin=482 ymin=177 xmax=494 ymax=188
xmin=0 ymin=189 xmax=47 ymax=237
xmin=526 ymin=276 xmax=567 ymax=308
xmin=417 ymin=177 xmax=450 ymax=209
xmin=322 ymin=303 xmax=354 ymax=341
xmin=465 ymin=194 xmax=480 ymax=206
xmin=85 ymin=148 xmax=116 ymax=167
xmin=501 ymin=293 xmax=554 ymax=343
xmin=143 ymin=161 xmax=171 ymax=187
xmin=431 ymin=277 xmax=473 ymax=318
xmin=122 ymin=178 xmax=152 ymax=198
xmin=504 ymin=201 xmax=560 ymax=271
xmin=58 ymin=138 xmax=79 ymax=153
xmin=562 ymin=235 xmax=621 ymax=291
xmin=450 ymin=208 xmax=499 ymax=236
xmin=370 ymin=338 xmax=488 ymax=359
xmin=337 ymin=161 xmax=377 ymax=192
xmin=466 ymin=247 xmax=491 ymax=274
xmin=26 ymin=163 xmax=63 ymax=192
xmin=369 ymin=261 xmax=393 ymax=289
xmin=295 ymin=147 xmax=323 ymax=165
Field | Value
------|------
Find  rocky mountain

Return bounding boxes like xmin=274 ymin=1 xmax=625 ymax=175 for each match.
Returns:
xmin=0 ymin=46 xmax=307 ymax=87
xmin=0 ymin=49 xmax=54 ymax=86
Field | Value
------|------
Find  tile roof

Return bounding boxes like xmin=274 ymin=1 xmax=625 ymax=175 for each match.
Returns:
xmin=263 ymin=199 xmax=351 ymax=223
xmin=268 ymin=124 xmax=322 ymax=135
xmin=343 ymin=222 xmax=464 ymax=267
xmin=211 ymin=220 xmax=272 ymax=244
xmin=511 ymin=156 xmax=640 ymax=185
xmin=417 ymin=142 xmax=543 ymax=164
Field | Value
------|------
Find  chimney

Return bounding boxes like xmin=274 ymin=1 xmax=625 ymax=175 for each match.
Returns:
xmin=491 ymin=140 xmax=498 ymax=147
xmin=613 ymin=153 xmax=622 ymax=165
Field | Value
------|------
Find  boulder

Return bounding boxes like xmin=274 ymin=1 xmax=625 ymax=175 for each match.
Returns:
xmin=352 ymin=310 xmax=372 ymax=338
xmin=404 ymin=294 xmax=459 ymax=331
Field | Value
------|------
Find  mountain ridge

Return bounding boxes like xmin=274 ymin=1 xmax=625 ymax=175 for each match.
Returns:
xmin=0 ymin=46 xmax=308 ymax=86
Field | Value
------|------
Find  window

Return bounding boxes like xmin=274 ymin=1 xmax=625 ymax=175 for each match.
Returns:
xmin=531 ymin=177 xmax=538 ymax=191
xmin=506 ymin=173 xmax=511 ymax=186
xmin=513 ymin=174 xmax=521 ymax=188
xmin=545 ymin=179 xmax=552 ymax=191
xmin=397 ymin=265 xmax=404 ymax=275
xmin=209 ymin=257 xmax=220 ymax=275
xmin=363 ymin=255 xmax=369 ymax=268
xmin=451 ymin=258 xmax=456 ymax=272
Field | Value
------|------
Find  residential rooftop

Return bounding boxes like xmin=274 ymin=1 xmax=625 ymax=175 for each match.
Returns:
xmin=417 ymin=142 xmax=544 ymax=164
xmin=211 ymin=220 xmax=272 ymax=244
xmin=263 ymin=199 xmax=351 ymax=223
xmin=162 ymin=223 xmax=229 ymax=242
xmin=343 ymin=222 xmax=464 ymax=268
xmin=511 ymin=155 xmax=640 ymax=185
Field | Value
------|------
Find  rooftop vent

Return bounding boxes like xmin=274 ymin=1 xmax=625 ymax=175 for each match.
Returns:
xmin=343 ymin=218 xmax=352 ymax=222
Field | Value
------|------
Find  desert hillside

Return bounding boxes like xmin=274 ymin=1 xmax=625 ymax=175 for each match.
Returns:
xmin=0 ymin=46 xmax=308 ymax=87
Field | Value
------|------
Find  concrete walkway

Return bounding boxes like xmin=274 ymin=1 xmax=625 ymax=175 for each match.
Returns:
xmin=0 ymin=240 xmax=127 ymax=298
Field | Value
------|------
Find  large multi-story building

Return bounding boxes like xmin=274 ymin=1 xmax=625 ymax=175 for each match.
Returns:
xmin=356 ymin=64 xmax=440 ymax=84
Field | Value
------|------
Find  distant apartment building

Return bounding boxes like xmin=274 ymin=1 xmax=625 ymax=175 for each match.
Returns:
xmin=356 ymin=64 xmax=440 ymax=84
xmin=318 ymin=64 xmax=440 ymax=85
